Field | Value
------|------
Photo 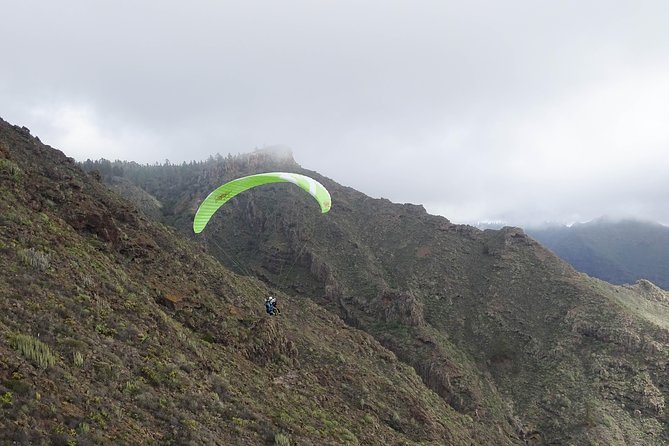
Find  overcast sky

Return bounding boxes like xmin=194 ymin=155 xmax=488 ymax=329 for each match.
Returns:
xmin=2 ymin=0 xmax=669 ymax=226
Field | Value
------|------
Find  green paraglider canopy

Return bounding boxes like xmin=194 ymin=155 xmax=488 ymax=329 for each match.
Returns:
xmin=193 ymin=172 xmax=331 ymax=233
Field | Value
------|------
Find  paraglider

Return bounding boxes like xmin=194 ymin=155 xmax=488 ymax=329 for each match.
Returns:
xmin=193 ymin=172 xmax=330 ymax=317
xmin=265 ymin=296 xmax=279 ymax=315
xmin=193 ymin=172 xmax=331 ymax=234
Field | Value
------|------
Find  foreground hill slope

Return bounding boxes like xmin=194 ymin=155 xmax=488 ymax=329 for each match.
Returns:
xmin=527 ymin=219 xmax=669 ymax=289
xmin=106 ymin=153 xmax=669 ymax=445
xmin=0 ymin=119 xmax=512 ymax=445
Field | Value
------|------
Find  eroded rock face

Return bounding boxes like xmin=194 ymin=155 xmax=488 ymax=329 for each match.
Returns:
xmin=66 ymin=205 xmax=120 ymax=246
xmin=372 ymin=289 xmax=425 ymax=327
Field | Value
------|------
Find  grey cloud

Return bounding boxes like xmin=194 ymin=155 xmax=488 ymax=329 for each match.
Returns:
xmin=2 ymin=0 xmax=669 ymax=225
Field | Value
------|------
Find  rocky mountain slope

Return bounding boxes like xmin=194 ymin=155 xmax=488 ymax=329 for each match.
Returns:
xmin=102 ymin=150 xmax=669 ymax=445
xmin=5 ymin=115 xmax=669 ymax=445
xmin=527 ymin=219 xmax=669 ymax=290
xmin=0 ymin=119 xmax=512 ymax=445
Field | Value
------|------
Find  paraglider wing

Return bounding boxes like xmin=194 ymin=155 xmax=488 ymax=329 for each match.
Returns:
xmin=193 ymin=172 xmax=331 ymax=233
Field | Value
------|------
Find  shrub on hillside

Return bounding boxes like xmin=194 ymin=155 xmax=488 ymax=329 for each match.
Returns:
xmin=17 ymin=247 xmax=51 ymax=271
xmin=10 ymin=333 xmax=57 ymax=368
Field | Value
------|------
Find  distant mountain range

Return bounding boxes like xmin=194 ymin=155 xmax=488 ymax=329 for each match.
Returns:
xmin=526 ymin=219 xmax=669 ymax=290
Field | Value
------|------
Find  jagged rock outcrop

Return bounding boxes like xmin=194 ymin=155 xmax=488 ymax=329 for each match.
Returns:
xmin=371 ymin=289 xmax=425 ymax=326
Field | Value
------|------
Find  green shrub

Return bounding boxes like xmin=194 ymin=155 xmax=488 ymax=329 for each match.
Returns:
xmin=90 ymin=410 xmax=109 ymax=428
xmin=17 ymin=247 xmax=51 ymax=271
xmin=95 ymin=323 xmax=116 ymax=337
xmin=10 ymin=334 xmax=57 ymax=368
xmin=274 ymin=432 xmax=291 ymax=446
xmin=81 ymin=274 xmax=95 ymax=289
xmin=73 ymin=351 xmax=84 ymax=367
xmin=0 ymin=158 xmax=23 ymax=181
xmin=182 ymin=418 xmax=198 ymax=430
xmin=4 ymin=374 xmax=30 ymax=394
xmin=387 ymin=411 xmax=402 ymax=431
xmin=123 ymin=378 xmax=146 ymax=396
xmin=0 ymin=391 xmax=12 ymax=406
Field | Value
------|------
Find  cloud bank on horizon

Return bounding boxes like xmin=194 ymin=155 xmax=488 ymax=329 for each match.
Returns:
xmin=2 ymin=0 xmax=669 ymax=226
